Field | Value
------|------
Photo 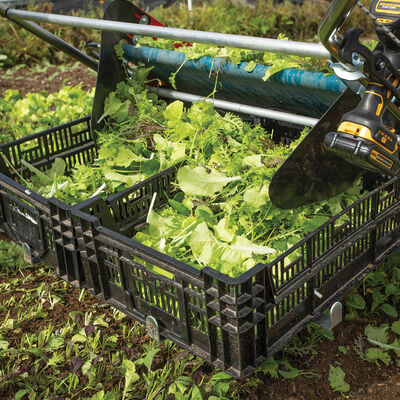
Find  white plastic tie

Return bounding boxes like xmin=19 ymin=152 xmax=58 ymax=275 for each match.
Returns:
xmin=159 ymin=238 xmax=166 ymax=250
xmin=90 ymin=183 xmax=106 ymax=198
xmin=146 ymin=192 xmax=158 ymax=223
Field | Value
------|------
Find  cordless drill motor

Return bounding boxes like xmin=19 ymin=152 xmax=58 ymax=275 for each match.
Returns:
xmin=324 ymin=0 xmax=400 ymax=176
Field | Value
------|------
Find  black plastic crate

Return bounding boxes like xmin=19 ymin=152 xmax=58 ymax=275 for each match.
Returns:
xmin=70 ymin=166 xmax=400 ymax=378
xmin=2 ymin=115 xmax=400 ymax=378
xmin=0 ymin=116 xmax=96 ymax=287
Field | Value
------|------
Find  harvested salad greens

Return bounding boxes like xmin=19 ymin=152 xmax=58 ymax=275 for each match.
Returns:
xmin=135 ymin=33 xmax=328 ymax=84
xmin=17 ymin=66 xmax=362 ymax=278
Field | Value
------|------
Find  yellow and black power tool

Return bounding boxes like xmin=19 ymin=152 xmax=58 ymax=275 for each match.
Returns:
xmin=269 ymin=0 xmax=400 ymax=209
xmin=324 ymin=0 xmax=400 ymax=176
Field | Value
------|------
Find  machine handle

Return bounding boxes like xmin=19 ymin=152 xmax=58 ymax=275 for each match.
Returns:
xmin=319 ymin=0 xmax=360 ymax=70
xmin=319 ymin=0 xmax=400 ymax=123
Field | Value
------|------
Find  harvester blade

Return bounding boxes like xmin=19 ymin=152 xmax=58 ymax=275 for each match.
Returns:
xmin=269 ymin=88 xmax=364 ymax=209
xmin=91 ymin=0 xmax=163 ymax=134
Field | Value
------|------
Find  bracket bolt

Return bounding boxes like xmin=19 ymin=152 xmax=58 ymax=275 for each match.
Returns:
xmin=145 ymin=316 xmax=160 ymax=341
xmin=351 ymin=53 xmax=362 ymax=66
xmin=139 ymin=15 xmax=150 ymax=25
xmin=377 ymin=60 xmax=386 ymax=70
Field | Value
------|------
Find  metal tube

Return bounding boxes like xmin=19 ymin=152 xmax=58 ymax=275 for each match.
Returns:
xmin=0 ymin=3 xmax=98 ymax=71
xmin=318 ymin=0 xmax=400 ymax=122
xmin=149 ymin=86 xmax=318 ymax=126
xmin=5 ymin=8 xmax=330 ymax=58
xmin=318 ymin=0 xmax=359 ymax=69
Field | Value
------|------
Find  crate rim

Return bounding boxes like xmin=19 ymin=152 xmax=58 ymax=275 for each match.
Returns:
xmin=268 ymin=176 xmax=396 ymax=259
xmin=0 ymin=170 xmax=49 ymax=207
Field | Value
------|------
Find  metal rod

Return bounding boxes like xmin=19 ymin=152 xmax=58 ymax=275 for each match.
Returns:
xmin=5 ymin=7 xmax=330 ymax=58
xmin=319 ymin=0 xmax=359 ymax=69
xmin=149 ymin=86 xmax=318 ymax=127
xmin=0 ymin=3 xmax=98 ymax=71
xmin=0 ymin=2 xmax=318 ymax=125
xmin=318 ymin=0 xmax=400 ymax=122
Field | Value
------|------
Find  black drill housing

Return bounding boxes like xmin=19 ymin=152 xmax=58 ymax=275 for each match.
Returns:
xmin=324 ymin=0 xmax=400 ymax=176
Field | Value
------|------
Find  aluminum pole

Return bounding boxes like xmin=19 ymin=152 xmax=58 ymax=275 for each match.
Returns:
xmin=319 ymin=0 xmax=359 ymax=69
xmin=318 ymin=0 xmax=400 ymax=122
xmin=150 ymin=86 xmax=318 ymax=127
xmin=5 ymin=8 xmax=330 ymax=58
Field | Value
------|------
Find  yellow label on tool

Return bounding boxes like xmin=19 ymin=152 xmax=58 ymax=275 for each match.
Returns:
xmin=375 ymin=0 xmax=400 ymax=15
xmin=377 ymin=17 xmax=394 ymax=23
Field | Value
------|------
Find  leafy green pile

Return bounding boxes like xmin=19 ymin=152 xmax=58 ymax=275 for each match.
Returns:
xmin=136 ymin=34 xmax=326 ymax=84
xmin=0 ymin=86 xmax=94 ymax=144
xmin=18 ymin=68 xmax=363 ymax=277
xmin=133 ymin=110 xmax=361 ymax=276
xmin=20 ymin=69 xmax=169 ymax=203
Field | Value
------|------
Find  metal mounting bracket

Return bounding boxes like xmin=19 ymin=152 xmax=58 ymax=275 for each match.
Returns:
xmin=21 ymin=242 xmax=32 ymax=264
xmin=315 ymin=301 xmax=343 ymax=330
xmin=146 ymin=316 xmax=160 ymax=341
xmin=328 ymin=62 xmax=365 ymax=82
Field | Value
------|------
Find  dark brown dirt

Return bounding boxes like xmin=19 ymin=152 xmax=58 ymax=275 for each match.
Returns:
xmin=3 ymin=264 xmax=400 ymax=400
xmin=0 ymin=63 xmax=96 ymax=97
xmin=253 ymin=318 xmax=400 ymax=400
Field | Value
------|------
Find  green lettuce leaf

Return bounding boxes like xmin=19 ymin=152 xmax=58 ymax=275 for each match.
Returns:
xmin=177 ymin=166 xmax=240 ymax=197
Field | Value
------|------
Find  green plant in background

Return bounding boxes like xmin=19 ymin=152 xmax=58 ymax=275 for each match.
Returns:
xmin=345 ymin=253 xmax=400 ymax=319
xmin=151 ymin=0 xmax=375 ymax=41
xmin=0 ymin=0 xmax=376 ymax=67
xmin=2 ymin=227 xmax=400 ymax=398
xmin=0 ymin=247 xmax=236 ymax=399
xmin=0 ymin=85 xmax=94 ymax=143
xmin=0 ymin=2 xmax=101 ymax=67
xmin=328 ymin=365 xmax=350 ymax=396
xmin=284 ymin=322 xmax=334 ymax=359
xmin=343 ymin=253 xmax=400 ymax=372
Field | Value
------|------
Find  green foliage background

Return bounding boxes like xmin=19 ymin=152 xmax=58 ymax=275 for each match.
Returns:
xmin=0 ymin=0 xmax=375 ymax=67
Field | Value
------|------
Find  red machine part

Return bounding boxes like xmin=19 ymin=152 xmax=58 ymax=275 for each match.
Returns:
xmin=127 ymin=5 xmax=191 ymax=48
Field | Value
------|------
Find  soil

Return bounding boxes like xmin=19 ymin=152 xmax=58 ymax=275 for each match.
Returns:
xmin=2 ymin=264 xmax=400 ymax=400
xmin=1 ymin=63 xmax=400 ymax=400
xmin=259 ymin=320 xmax=400 ymax=400
xmin=0 ymin=63 xmax=96 ymax=97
